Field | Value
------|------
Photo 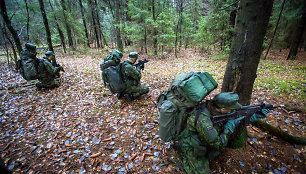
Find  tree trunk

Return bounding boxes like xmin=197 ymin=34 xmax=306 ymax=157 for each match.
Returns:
xmin=79 ymin=0 xmax=91 ymax=48
xmin=1 ymin=22 xmax=18 ymax=68
xmin=152 ymin=0 xmax=158 ymax=55
xmin=287 ymin=1 xmax=306 ymax=60
xmin=221 ymin=0 xmax=273 ymax=105
xmin=60 ymin=0 xmax=74 ymax=49
xmin=0 ymin=0 xmax=23 ymax=54
xmin=24 ymin=0 xmax=30 ymax=41
xmin=115 ymin=0 xmax=123 ymax=51
xmin=88 ymin=0 xmax=100 ymax=48
xmin=49 ymin=0 xmax=66 ymax=53
xmin=175 ymin=0 xmax=183 ymax=58
xmin=39 ymin=0 xmax=54 ymax=52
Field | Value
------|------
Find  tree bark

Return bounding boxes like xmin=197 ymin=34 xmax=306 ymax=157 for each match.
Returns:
xmin=0 ymin=0 xmax=23 ymax=54
xmin=24 ymin=0 xmax=30 ymax=41
xmin=60 ymin=0 xmax=74 ymax=49
xmin=49 ymin=0 xmax=66 ymax=53
xmin=1 ymin=22 xmax=18 ymax=68
xmin=79 ymin=0 xmax=90 ymax=48
xmin=287 ymin=1 xmax=306 ymax=60
xmin=175 ymin=0 xmax=183 ymax=57
xmin=152 ymin=0 xmax=158 ymax=55
xmin=221 ymin=0 xmax=274 ymax=105
xmin=39 ymin=0 xmax=54 ymax=52
xmin=115 ymin=0 xmax=123 ymax=51
xmin=88 ymin=0 xmax=100 ymax=48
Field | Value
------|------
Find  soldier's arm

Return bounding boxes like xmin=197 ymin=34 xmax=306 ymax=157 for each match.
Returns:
xmin=43 ymin=59 xmax=59 ymax=75
xmin=124 ymin=64 xmax=141 ymax=80
xmin=188 ymin=113 xmax=227 ymax=151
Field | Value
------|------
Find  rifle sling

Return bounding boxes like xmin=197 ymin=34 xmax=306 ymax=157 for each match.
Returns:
xmin=194 ymin=102 xmax=207 ymax=127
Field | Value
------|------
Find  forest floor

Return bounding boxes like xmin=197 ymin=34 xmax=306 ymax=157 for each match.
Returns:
xmin=0 ymin=48 xmax=305 ymax=174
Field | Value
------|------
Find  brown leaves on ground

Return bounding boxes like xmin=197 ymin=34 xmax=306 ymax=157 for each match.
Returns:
xmin=0 ymin=49 xmax=305 ymax=173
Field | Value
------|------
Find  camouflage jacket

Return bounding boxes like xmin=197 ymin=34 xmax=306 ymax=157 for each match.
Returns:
xmin=185 ymin=102 xmax=230 ymax=152
xmin=122 ymin=60 xmax=141 ymax=86
xmin=38 ymin=57 xmax=59 ymax=80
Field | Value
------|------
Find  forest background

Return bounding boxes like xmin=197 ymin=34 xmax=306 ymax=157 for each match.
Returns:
xmin=0 ymin=0 xmax=305 ymax=173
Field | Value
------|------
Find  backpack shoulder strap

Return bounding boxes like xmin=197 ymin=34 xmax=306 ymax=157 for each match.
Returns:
xmin=194 ymin=101 xmax=207 ymax=127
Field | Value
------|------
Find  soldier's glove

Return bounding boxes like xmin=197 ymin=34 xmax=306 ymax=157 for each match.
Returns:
xmin=250 ymin=109 xmax=270 ymax=122
xmin=224 ymin=116 xmax=245 ymax=134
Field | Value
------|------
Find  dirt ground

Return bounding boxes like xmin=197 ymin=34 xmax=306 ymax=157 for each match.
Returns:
xmin=0 ymin=49 xmax=305 ymax=173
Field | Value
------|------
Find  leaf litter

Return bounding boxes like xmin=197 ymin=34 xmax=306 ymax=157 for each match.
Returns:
xmin=0 ymin=49 xmax=305 ymax=173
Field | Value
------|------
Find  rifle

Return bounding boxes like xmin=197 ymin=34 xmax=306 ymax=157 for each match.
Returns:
xmin=52 ymin=61 xmax=65 ymax=72
xmin=211 ymin=103 xmax=284 ymax=126
xmin=135 ymin=59 xmax=149 ymax=71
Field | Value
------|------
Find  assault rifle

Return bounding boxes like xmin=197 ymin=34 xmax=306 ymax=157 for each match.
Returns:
xmin=211 ymin=103 xmax=284 ymax=126
xmin=52 ymin=61 xmax=65 ymax=72
xmin=135 ymin=59 xmax=149 ymax=71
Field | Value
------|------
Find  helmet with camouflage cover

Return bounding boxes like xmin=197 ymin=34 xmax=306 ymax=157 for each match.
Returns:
xmin=213 ymin=92 xmax=242 ymax=110
xmin=128 ymin=52 xmax=138 ymax=59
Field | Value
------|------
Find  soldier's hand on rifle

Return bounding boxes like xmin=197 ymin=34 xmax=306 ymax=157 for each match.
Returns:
xmin=224 ymin=116 xmax=245 ymax=134
xmin=250 ymin=109 xmax=270 ymax=122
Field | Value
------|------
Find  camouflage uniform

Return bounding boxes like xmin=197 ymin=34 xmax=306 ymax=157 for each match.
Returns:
xmin=178 ymin=92 xmax=243 ymax=174
xmin=36 ymin=56 xmax=60 ymax=89
xmin=122 ymin=52 xmax=149 ymax=99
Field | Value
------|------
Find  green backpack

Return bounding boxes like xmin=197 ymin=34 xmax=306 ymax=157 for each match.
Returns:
xmin=17 ymin=49 xmax=40 ymax=80
xmin=157 ymin=72 xmax=218 ymax=142
xmin=100 ymin=50 xmax=123 ymax=71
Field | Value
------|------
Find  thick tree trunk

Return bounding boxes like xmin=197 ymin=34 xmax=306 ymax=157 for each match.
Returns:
xmin=60 ymin=0 xmax=74 ymax=49
xmin=0 ymin=0 xmax=22 ymax=54
xmin=79 ymin=0 xmax=90 ymax=48
xmin=287 ymin=1 xmax=306 ymax=60
xmin=115 ymin=0 xmax=123 ymax=51
xmin=39 ymin=0 xmax=54 ymax=52
xmin=1 ymin=22 xmax=18 ymax=68
xmin=49 ymin=0 xmax=66 ymax=53
xmin=221 ymin=0 xmax=273 ymax=105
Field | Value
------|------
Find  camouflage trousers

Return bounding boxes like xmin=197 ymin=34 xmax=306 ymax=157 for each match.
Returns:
xmin=38 ymin=78 xmax=59 ymax=89
xmin=124 ymin=84 xmax=149 ymax=98
xmin=178 ymin=129 xmax=210 ymax=174
xmin=180 ymin=148 xmax=210 ymax=174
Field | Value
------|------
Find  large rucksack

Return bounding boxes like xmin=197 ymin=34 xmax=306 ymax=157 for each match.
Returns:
xmin=100 ymin=50 xmax=123 ymax=71
xmin=157 ymin=72 xmax=218 ymax=142
xmin=17 ymin=48 xmax=40 ymax=80
xmin=102 ymin=63 xmax=126 ymax=93
xmin=100 ymin=50 xmax=126 ymax=93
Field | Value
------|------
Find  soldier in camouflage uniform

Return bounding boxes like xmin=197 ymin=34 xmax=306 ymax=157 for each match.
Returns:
xmin=121 ymin=52 xmax=149 ymax=101
xmin=35 ymin=51 xmax=60 ymax=90
xmin=45 ymin=51 xmax=64 ymax=78
xmin=177 ymin=92 xmax=270 ymax=174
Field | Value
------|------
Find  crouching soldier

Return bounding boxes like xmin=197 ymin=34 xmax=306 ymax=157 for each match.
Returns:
xmin=45 ymin=51 xmax=64 ymax=78
xmin=177 ymin=92 xmax=270 ymax=174
xmin=120 ymin=52 xmax=149 ymax=101
xmin=35 ymin=51 xmax=60 ymax=90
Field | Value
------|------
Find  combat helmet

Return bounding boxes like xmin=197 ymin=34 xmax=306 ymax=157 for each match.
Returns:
xmin=213 ymin=92 xmax=242 ymax=110
xmin=128 ymin=52 xmax=138 ymax=59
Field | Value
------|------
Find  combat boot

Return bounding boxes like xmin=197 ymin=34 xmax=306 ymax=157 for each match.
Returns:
xmin=35 ymin=83 xmax=43 ymax=90
xmin=124 ymin=94 xmax=134 ymax=102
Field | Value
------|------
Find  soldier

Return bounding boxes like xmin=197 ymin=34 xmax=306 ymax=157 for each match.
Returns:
xmin=45 ymin=51 xmax=64 ymax=78
xmin=177 ymin=92 xmax=270 ymax=174
xmin=35 ymin=51 xmax=60 ymax=90
xmin=120 ymin=52 xmax=149 ymax=101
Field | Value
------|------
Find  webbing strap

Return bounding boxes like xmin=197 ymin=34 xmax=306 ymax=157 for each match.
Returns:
xmin=194 ymin=102 xmax=207 ymax=126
